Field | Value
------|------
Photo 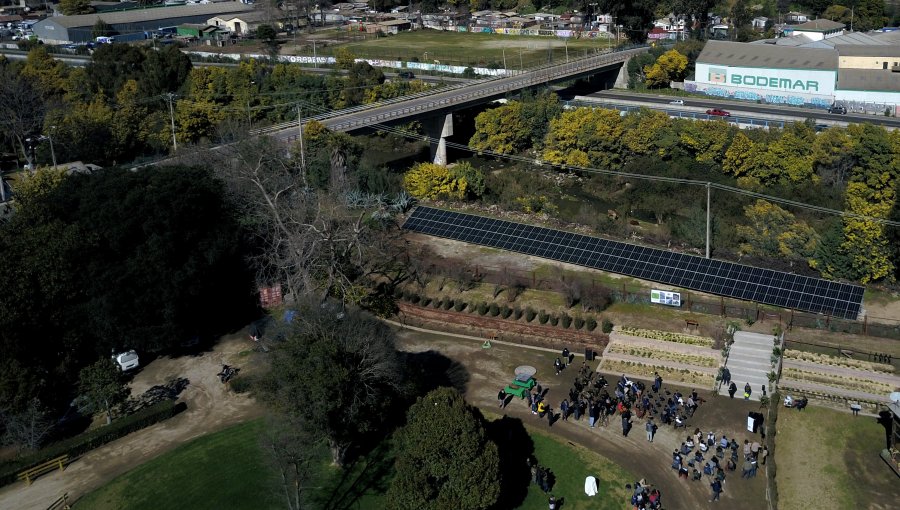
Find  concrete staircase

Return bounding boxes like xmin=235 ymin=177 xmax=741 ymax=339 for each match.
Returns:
xmin=719 ymin=331 xmax=775 ymax=401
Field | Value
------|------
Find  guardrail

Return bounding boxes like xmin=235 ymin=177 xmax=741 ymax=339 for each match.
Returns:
xmin=288 ymin=46 xmax=649 ymax=135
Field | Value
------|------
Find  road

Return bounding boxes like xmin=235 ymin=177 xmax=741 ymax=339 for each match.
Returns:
xmin=583 ymin=90 xmax=900 ymax=129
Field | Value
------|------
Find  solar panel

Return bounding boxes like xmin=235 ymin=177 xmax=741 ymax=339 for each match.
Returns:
xmin=403 ymin=206 xmax=864 ymax=320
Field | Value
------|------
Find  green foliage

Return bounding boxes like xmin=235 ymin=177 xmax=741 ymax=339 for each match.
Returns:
xmin=488 ymin=302 xmax=500 ymax=316
xmin=0 ymin=400 xmax=182 ymax=488
xmin=601 ymin=318 xmax=613 ymax=334
xmin=736 ymin=200 xmax=819 ymax=262
xmin=59 ymin=0 xmax=92 ymax=15
xmin=538 ymin=310 xmax=549 ymax=324
xmin=561 ymin=313 xmax=572 ymax=328
xmin=403 ymin=162 xmax=484 ymax=200
xmin=256 ymin=24 xmax=277 ymax=42
xmin=477 ymin=302 xmax=489 ymax=315
xmin=543 ymin=108 xmax=625 ymax=169
xmin=643 ymin=49 xmax=688 ymax=88
xmin=386 ymin=387 xmax=500 ymax=510
xmin=92 ymin=18 xmax=114 ymax=39
xmin=525 ymin=307 xmax=536 ymax=322
xmin=586 ymin=317 xmax=598 ymax=331
xmin=77 ymin=358 xmax=130 ymax=425
xmin=454 ymin=301 xmax=467 ymax=312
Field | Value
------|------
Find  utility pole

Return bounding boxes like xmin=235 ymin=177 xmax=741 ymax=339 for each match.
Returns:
xmin=502 ymin=48 xmax=507 ymax=72
xmin=166 ymin=93 xmax=177 ymax=152
xmin=705 ymin=182 xmax=711 ymax=259
xmin=48 ymin=127 xmax=57 ymax=170
xmin=296 ymin=105 xmax=306 ymax=172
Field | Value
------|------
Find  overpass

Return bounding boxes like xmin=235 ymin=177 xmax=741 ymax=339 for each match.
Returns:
xmin=260 ymin=46 xmax=651 ymax=164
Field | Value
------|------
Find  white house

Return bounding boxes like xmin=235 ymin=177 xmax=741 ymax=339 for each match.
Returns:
xmin=782 ymin=19 xmax=845 ymax=42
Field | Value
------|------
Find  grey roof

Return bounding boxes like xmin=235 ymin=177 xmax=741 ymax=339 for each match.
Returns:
xmin=835 ymin=44 xmax=900 ymax=57
xmin=837 ymin=69 xmax=900 ymax=92
xmin=791 ymin=19 xmax=845 ymax=32
xmin=697 ymin=40 xmax=837 ymax=70
xmin=42 ymin=3 xmax=255 ymax=28
xmin=210 ymin=10 xmax=277 ymax=23
xmin=800 ymin=32 xmax=891 ymax=47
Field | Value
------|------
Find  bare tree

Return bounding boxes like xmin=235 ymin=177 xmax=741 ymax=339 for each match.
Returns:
xmin=262 ymin=415 xmax=315 ymax=510
xmin=1 ymin=398 xmax=55 ymax=452
xmin=0 ymin=69 xmax=46 ymax=171
xmin=212 ymin=136 xmax=401 ymax=305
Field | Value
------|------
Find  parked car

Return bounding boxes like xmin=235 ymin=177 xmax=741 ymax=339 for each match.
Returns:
xmin=668 ymin=99 xmax=684 ymax=105
xmin=112 ymin=350 xmax=140 ymax=371
xmin=706 ymin=108 xmax=731 ymax=117
xmin=828 ymin=105 xmax=847 ymax=114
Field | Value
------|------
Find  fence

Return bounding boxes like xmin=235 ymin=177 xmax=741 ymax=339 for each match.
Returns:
xmin=783 ymin=338 xmax=899 ymax=371
xmin=419 ymin=260 xmax=900 ymax=342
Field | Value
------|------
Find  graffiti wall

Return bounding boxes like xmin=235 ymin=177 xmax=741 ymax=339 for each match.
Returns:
xmin=684 ymin=80 xmax=833 ymax=107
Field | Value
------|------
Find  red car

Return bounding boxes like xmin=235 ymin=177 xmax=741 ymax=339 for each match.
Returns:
xmin=706 ymin=108 xmax=731 ymax=117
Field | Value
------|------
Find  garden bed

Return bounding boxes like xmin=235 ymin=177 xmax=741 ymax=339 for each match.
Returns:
xmin=606 ymin=345 xmax=719 ymax=368
xmin=783 ymin=349 xmax=894 ymax=374
xmin=599 ymin=359 xmax=716 ymax=388
xmin=616 ymin=326 xmax=715 ymax=347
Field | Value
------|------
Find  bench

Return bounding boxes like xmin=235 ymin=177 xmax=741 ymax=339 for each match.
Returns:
xmin=685 ymin=320 xmax=700 ymax=329
xmin=17 ymin=455 xmax=68 ymax=485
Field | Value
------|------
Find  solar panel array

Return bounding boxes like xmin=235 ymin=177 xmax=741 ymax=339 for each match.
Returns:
xmin=403 ymin=206 xmax=864 ymax=320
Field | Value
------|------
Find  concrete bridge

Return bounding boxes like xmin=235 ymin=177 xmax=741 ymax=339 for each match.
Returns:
xmin=262 ymin=45 xmax=651 ymax=164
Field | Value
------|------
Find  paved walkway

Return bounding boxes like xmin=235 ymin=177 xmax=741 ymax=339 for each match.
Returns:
xmin=720 ymin=332 xmax=773 ymax=401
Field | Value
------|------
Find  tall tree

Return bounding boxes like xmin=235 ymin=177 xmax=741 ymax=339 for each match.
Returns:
xmin=76 ymin=358 xmax=130 ymax=425
xmin=59 ymin=0 xmax=93 ymax=15
xmin=386 ymin=387 xmax=500 ymax=510
xmin=261 ymin=304 xmax=402 ymax=466
xmin=0 ymin=68 xmax=46 ymax=170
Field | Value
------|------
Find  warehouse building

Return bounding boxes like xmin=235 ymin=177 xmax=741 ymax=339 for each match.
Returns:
xmin=686 ymin=40 xmax=900 ymax=113
xmin=31 ymin=2 xmax=255 ymax=44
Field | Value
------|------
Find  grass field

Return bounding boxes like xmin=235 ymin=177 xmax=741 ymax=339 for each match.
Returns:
xmin=315 ymin=30 xmax=619 ymax=70
xmin=75 ymin=420 xmax=282 ymax=510
xmin=75 ymin=414 xmax=632 ymax=510
xmin=775 ymin=405 xmax=896 ymax=510
xmin=519 ymin=429 xmax=633 ymax=510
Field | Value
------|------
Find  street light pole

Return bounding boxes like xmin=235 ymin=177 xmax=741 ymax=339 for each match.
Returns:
xmin=705 ymin=182 xmax=711 ymax=259
xmin=166 ymin=93 xmax=177 ymax=152
xmin=48 ymin=127 xmax=57 ymax=170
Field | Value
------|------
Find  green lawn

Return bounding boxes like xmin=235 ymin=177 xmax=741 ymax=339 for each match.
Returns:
xmin=323 ymin=30 xmax=618 ymax=69
xmin=75 ymin=420 xmax=282 ymax=510
xmin=776 ymin=405 xmax=895 ymax=510
xmin=75 ymin=416 xmax=632 ymax=510
xmin=519 ymin=429 xmax=633 ymax=510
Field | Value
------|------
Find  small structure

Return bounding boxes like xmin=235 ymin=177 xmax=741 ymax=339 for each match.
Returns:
xmin=376 ymin=18 xmax=411 ymax=35
xmin=782 ymin=19 xmax=845 ymax=42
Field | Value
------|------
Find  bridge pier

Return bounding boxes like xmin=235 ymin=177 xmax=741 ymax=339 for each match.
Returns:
xmin=425 ymin=113 xmax=454 ymax=166
xmin=614 ymin=57 xmax=631 ymax=89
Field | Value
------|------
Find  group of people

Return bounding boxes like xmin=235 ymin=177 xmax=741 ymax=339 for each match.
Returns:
xmin=626 ymin=479 xmax=662 ymax=509
xmin=721 ymin=367 xmax=757 ymax=401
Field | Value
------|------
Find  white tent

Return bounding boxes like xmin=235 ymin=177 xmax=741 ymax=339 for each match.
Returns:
xmin=584 ymin=476 xmax=599 ymax=496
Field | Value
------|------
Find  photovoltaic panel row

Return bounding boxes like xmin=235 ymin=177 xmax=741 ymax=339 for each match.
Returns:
xmin=403 ymin=206 xmax=864 ymax=320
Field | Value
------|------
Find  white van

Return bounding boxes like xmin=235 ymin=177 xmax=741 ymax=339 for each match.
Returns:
xmin=112 ymin=350 xmax=140 ymax=371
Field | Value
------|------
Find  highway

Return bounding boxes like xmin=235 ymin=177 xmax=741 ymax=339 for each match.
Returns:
xmin=582 ymin=90 xmax=900 ymax=129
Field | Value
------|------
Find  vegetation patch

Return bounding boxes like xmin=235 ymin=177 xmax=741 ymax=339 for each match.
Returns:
xmin=607 ymin=345 xmax=719 ymax=368
xmin=601 ymin=359 xmax=715 ymax=387
xmin=783 ymin=349 xmax=895 ymax=373
xmin=618 ymin=327 xmax=715 ymax=347
xmin=781 ymin=367 xmax=897 ymax=395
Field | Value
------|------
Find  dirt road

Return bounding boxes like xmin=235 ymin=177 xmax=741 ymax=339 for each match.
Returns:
xmin=0 ymin=333 xmax=264 ymax=510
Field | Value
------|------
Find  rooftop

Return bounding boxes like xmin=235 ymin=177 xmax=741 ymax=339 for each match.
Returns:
xmin=790 ymin=19 xmax=845 ymax=32
xmin=40 ymin=2 xmax=254 ymax=28
xmin=835 ymin=44 xmax=900 ymax=57
xmin=698 ymin=40 xmax=838 ymax=71
xmin=837 ymin=69 xmax=900 ymax=92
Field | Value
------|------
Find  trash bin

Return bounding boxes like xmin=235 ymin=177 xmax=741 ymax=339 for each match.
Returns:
xmin=585 ymin=348 xmax=595 ymax=361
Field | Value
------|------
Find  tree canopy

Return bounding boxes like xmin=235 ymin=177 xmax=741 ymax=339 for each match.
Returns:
xmin=386 ymin=387 xmax=500 ymax=510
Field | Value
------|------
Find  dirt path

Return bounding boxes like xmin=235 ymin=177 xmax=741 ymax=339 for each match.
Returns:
xmin=0 ymin=333 xmax=264 ymax=510
xmin=395 ymin=326 xmax=769 ymax=510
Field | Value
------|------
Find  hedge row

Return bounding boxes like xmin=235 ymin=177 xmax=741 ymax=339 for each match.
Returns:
xmin=398 ymin=291 xmax=608 ymax=332
xmin=0 ymin=399 xmax=186 ymax=488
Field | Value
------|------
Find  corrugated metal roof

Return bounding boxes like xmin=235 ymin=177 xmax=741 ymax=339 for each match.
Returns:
xmin=837 ymin=69 xmax=900 ymax=91
xmin=40 ymin=3 xmax=254 ymax=28
xmin=835 ymin=44 xmax=900 ymax=57
xmin=697 ymin=40 xmax=838 ymax=70
xmin=791 ymin=19 xmax=845 ymax=32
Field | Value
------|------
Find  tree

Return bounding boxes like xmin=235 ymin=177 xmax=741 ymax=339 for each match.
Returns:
xmin=59 ymin=0 xmax=92 ymax=15
xmin=1 ymin=397 xmax=55 ymax=451
xmin=722 ymin=131 xmax=755 ymax=176
xmin=257 ymin=24 xmax=277 ymax=42
xmin=596 ymin=0 xmax=656 ymax=42
xmin=643 ymin=49 xmax=688 ymax=88
xmin=543 ymin=107 xmax=625 ymax=169
xmin=261 ymin=304 xmax=402 ymax=466
xmin=76 ymin=358 xmax=130 ymax=425
xmin=261 ymin=415 xmax=315 ymax=510
xmin=678 ymin=119 xmax=732 ymax=163
xmin=812 ymin=126 xmax=856 ymax=187
xmin=736 ymin=200 xmax=819 ymax=262
xmin=20 ymin=46 xmax=68 ymax=98
xmin=0 ymin=67 xmax=46 ymax=170
xmin=403 ymin=162 xmax=469 ymax=200
xmin=91 ymin=18 xmax=114 ymax=40
xmin=836 ymin=182 xmax=895 ymax=283
xmin=386 ymin=387 xmax=500 ymax=510
xmin=469 ymin=101 xmax=529 ymax=154
xmin=622 ymin=108 xmax=673 ymax=157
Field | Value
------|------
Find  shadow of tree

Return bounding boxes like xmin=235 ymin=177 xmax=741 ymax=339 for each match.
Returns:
xmin=485 ymin=415 xmax=535 ymax=510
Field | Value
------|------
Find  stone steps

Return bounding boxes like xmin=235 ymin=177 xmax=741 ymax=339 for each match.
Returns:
xmin=719 ymin=332 xmax=776 ymax=400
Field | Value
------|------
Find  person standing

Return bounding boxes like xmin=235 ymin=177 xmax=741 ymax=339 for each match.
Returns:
xmin=646 ymin=419 xmax=656 ymax=442
xmin=588 ymin=403 xmax=597 ymax=428
xmin=728 ymin=382 xmax=737 ymax=399
xmin=554 ymin=358 xmax=562 ymax=376
xmin=744 ymin=383 xmax=752 ymax=400
xmin=498 ymin=388 xmax=507 ymax=408
xmin=560 ymin=399 xmax=569 ymax=421
xmin=722 ymin=367 xmax=731 ymax=385
xmin=653 ymin=372 xmax=662 ymax=393
xmin=710 ymin=479 xmax=722 ymax=502
xmin=562 ymin=347 xmax=570 ymax=367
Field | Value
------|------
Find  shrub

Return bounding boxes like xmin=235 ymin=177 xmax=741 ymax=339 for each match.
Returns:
xmin=0 ymin=400 xmax=184 ymax=488
xmin=525 ymin=307 xmax=536 ymax=322
xmin=421 ymin=297 xmax=432 ymax=307
xmin=229 ymin=375 xmax=253 ymax=394
xmin=432 ymin=297 xmax=443 ymax=308
xmin=538 ymin=310 xmax=549 ymax=324
xmin=477 ymin=302 xmax=489 ymax=315
xmin=488 ymin=303 xmax=500 ymax=317
xmin=586 ymin=318 xmax=598 ymax=331
xmin=409 ymin=293 xmax=421 ymax=304
xmin=601 ymin=318 xmax=613 ymax=334
xmin=443 ymin=298 xmax=454 ymax=310
xmin=574 ymin=317 xmax=585 ymax=329
xmin=561 ymin=314 xmax=572 ymax=328
xmin=454 ymin=301 xmax=467 ymax=312
xmin=550 ymin=315 xmax=559 ymax=326
xmin=501 ymin=306 xmax=513 ymax=319
xmin=513 ymin=307 xmax=523 ymax=320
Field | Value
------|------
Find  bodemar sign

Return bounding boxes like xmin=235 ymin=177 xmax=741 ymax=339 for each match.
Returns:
xmin=730 ymin=73 xmax=820 ymax=92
